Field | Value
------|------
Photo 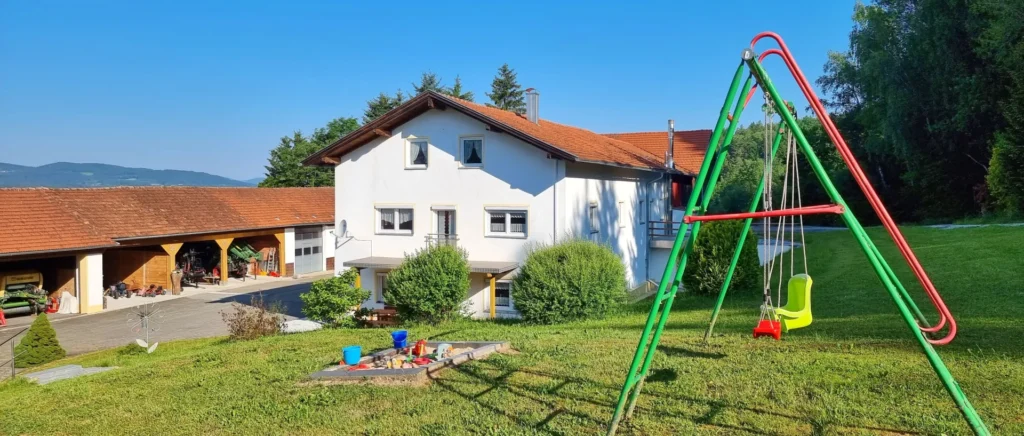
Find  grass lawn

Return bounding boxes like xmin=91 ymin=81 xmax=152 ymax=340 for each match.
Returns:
xmin=1 ymin=226 xmax=1022 ymax=435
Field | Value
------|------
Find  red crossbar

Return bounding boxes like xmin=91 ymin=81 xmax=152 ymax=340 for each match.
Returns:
xmin=683 ymin=204 xmax=844 ymax=224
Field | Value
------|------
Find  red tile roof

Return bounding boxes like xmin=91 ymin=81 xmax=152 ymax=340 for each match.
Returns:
xmin=444 ymin=96 xmax=668 ymax=170
xmin=0 ymin=189 xmax=113 ymax=256
xmin=603 ymin=130 xmax=712 ymax=175
xmin=0 ymin=187 xmax=333 ymax=257
xmin=306 ymin=91 xmax=709 ymax=174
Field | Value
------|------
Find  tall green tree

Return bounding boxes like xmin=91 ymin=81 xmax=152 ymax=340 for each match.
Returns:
xmin=817 ymin=0 xmax=1005 ymax=220
xmin=486 ymin=63 xmax=526 ymax=113
xmin=363 ymin=90 xmax=405 ymax=124
xmin=260 ymin=117 xmax=359 ymax=187
xmin=412 ymin=71 xmax=444 ymax=94
xmin=444 ymin=75 xmax=474 ymax=101
xmin=981 ymin=0 xmax=1024 ymax=214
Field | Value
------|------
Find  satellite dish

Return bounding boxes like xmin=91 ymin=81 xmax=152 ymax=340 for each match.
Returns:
xmin=339 ymin=220 xmax=348 ymax=237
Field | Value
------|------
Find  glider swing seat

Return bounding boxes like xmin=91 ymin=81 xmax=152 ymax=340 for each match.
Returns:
xmin=607 ymin=32 xmax=990 ymax=436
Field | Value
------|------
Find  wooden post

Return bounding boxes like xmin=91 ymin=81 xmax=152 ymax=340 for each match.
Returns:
xmin=274 ymin=231 xmax=286 ymax=276
xmin=161 ymin=243 xmax=183 ymax=287
xmin=489 ymin=273 xmax=496 ymax=319
xmin=215 ymin=238 xmax=233 ymax=285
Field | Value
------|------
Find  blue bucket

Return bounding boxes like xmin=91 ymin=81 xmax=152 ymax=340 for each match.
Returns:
xmin=342 ymin=345 xmax=362 ymax=365
xmin=391 ymin=330 xmax=408 ymax=349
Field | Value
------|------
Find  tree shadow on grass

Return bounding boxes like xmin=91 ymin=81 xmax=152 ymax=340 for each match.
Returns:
xmin=645 ymin=368 xmax=678 ymax=384
xmin=434 ymin=359 xmax=776 ymax=435
xmin=442 ymin=358 xmax=924 ymax=435
xmin=657 ymin=345 xmax=727 ymax=360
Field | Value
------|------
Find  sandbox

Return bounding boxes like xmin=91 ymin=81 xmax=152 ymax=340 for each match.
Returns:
xmin=309 ymin=341 xmax=509 ymax=385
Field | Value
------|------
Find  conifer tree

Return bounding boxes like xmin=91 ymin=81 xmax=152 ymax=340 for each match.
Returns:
xmin=486 ymin=63 xmax=526 ymax=113
xmin=362 ymin=90 xmax=405 ymax=124
xmin=412 ymin=71 xmax=444 ymax=95
xmin=444 ymin=75 xmax=474 ymax=101
xmin=14 ymin=314 xmax=66 ymax=367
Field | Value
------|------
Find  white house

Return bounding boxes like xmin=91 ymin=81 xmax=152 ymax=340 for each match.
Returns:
xmin=305 ymin=90 xmax=709 ymax=318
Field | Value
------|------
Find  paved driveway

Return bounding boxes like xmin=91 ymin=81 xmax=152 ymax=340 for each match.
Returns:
xmin=0 ymin=275 xmax=324 ymax=357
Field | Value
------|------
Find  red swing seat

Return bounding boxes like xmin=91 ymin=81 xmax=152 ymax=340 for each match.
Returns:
xmin=753 ymin=319 xmax=781 ymax=340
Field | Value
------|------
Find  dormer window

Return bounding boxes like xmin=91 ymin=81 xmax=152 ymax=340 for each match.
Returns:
xmin=460 ymin=135 xmax=484 ymax=168
xmin=406 ymin=137 xmax=429 ymax=169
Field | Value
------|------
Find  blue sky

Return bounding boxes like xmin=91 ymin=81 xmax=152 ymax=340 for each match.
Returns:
xmin=0 ymin=1 xmax=857 ymax=180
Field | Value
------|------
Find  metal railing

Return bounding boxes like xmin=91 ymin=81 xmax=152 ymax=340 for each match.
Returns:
xmin=425 ymin=233 xmax=459 ymax=248
xmin=648 ymin=221 xmax=685 ymax=238
xmin=0 ymin=327 xmax=28 ymax=381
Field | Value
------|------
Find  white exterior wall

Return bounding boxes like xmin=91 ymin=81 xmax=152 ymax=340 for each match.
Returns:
xmin=322 ymin=225 xmax=335 ymax=273
xmin=334 ymin=109 xmax=559 ymax=316
xmin=284 ymin=227 xmax=295 ymax=265
xmin=561 ymin=162 xmax=661 ymax=288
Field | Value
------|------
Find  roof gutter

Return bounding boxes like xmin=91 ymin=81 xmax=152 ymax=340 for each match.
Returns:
xmin=574 ymin=158 xmax=685 ymax=174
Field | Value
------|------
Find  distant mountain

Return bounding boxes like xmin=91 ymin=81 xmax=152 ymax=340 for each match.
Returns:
xmin=0 ymin=162 xmax=255 ymax=188
xmin=243 ymin=177 xmax=264 ymax=185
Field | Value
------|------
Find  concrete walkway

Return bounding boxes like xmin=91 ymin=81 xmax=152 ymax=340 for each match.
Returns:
xmin=0 ymin=272 xmax=331 ymax=357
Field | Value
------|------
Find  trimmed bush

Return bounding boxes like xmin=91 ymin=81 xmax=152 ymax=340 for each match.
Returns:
xmin=14 ymin=314 xmax=66 ymax=367
xmin=300 ymin=269 xmax=370 ymax=327
xmin=386 ymin=245 xmax=470 ymax=323
xmin=683 ymin=220 xmax=760 ymax=296
xmin=512 ymin=239 xmax=627 ymax=324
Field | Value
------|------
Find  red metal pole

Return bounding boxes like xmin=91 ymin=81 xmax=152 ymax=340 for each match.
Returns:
xmin=684 ymin=204 xmax=844 ymax=224
xmin=751 ymin=32 xmax=956 ymax=345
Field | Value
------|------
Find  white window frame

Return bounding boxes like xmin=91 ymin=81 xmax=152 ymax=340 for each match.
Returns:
xmin=484 ymin=207 xmax=528 ymax=238
xmin=375 ymin=272 xmax=388 ymax=304
xmin=375 ymin=206 xmax=414 ymax=235
xmin=495 ymin=280 xmax=514 ymax=310
xmin=458 ymin=134 xmax=485 ymax=168
xmin=405 ymin=136 xmax=429 ymax=170
xmin=589 ymin=202 xmax=599 ymax=234
xmin=431 ymin=205 xmax=457 ymax=236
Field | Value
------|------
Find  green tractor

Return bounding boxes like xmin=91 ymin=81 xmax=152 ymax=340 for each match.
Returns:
xmin=1 ymin=271 xmax=49 ymax=317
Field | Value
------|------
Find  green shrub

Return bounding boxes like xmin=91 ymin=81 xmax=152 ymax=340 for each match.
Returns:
xmin=300 ymin=269 xmax=370 ymax=327
xmin=386 ymin=245 xmax=470 ymax=323
xmin=512 ymin=239 xmax=627 ymax=324
xmin=14 ymin=314 xmax=66 ymax=367
xmin=683 ymin=220 xmax=760 ymax=296
xmin=987 ymin=132 xmax=1024 ymax=214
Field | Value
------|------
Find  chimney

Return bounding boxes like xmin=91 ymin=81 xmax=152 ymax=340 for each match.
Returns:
xmin=666 ymin=119 xmax=675 ymax=169
xmin=525 ymin=88 xmax=539 ymax=124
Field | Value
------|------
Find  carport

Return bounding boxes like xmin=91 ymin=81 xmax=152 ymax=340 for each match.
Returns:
xmin=0 ymin=187 xmax=334 ymax=318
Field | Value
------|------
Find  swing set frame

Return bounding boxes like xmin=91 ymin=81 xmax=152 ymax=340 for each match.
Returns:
xmin=607 ymin=33 xmax=990 ymax=435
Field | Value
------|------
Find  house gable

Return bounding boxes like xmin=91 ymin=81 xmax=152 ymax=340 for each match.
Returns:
xmin=305 ymin=91 xmax=681 ymax=173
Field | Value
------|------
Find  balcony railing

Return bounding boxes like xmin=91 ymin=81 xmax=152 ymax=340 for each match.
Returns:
xmin=648 ymin=220 xmax=685 ymax=238
xmin=425 ymin=233 xmax=459 ymax=248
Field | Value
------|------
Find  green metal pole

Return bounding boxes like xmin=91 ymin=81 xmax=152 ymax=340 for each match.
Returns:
xmin=870 ymin=242 xmax=932 ymax=328
xmin=607 ymin=60 xmax=748 ymax=436
xmin=747 ymin=52 xmax=989 ymax=436
xmin=622 ymin=73 xmax=757 ymax=421
xmin=704 ymin=124 xmax=786 ymax=341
